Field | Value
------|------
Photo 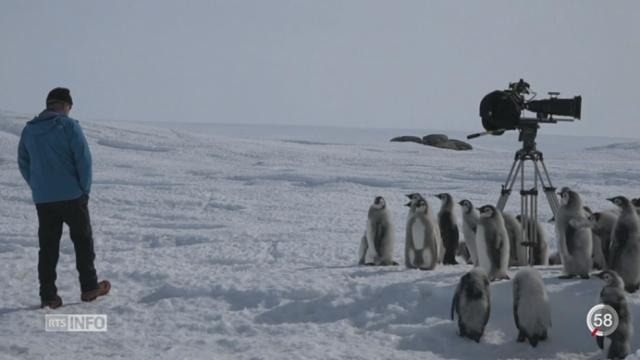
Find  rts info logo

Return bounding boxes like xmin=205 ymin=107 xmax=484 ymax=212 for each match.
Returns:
xmin=45 ymin=314 xmax=108 ymax=332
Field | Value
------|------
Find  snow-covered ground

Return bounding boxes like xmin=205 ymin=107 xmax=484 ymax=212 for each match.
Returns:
xmin=1 ymin=109 xmax=639 ymax=359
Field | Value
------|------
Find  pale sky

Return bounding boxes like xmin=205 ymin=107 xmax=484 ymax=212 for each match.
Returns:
xmin=1 ymin=1 xmax=638 ymax=137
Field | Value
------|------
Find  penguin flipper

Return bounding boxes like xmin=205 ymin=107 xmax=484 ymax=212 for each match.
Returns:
xmin=513 ymin=280 xmax=521 ymax=330
xmin=489 ymin=236 xmax=503 ymax=274
xmin=451 ymin=284 xmax=460 ymax=321
xmin=613 ymin=222 xmax=630 ymax=250
xmin=565 ymin=222 xmax=577 ymax=256
xmin=374 ymin=223 xmax=386 ymax=257
xmin=610 ymin=222 xmax=629 ymax=266
xmin=358 ymin=234 xmax=368 ymax=265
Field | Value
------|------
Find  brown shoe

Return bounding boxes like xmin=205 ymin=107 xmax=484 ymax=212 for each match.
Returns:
xmin=41 ymin=295 xmax=63 ymax=309
xmin=81 ymin=280 xmax=111 ymax=302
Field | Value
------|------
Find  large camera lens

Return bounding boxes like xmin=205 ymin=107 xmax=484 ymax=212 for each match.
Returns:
xmin=527 ymin=96 xmax=581 ymax=119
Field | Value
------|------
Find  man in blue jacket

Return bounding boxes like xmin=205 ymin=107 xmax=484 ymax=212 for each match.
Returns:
xmin=18 ymin=88 xmax=110 ymax=309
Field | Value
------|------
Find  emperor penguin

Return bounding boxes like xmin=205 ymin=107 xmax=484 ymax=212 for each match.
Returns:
xmin=588 ymin=210 xmax=620 ymax=269
xmin=476 ymin=205 xmax=510 ymax=281
xmin=405 ymin=198 xmax=441 ymax=270
xmin=595 ymin=270 xmax=633 ymax=359
xmin=358 ymin=196 xmax=397 ymax=266
xmin=504 ymin=212 xmax=528 ymax=267
xmin=583 ymin=207 xmax=611 ymax=270
xmin=459 ymin=199 xmax=479 ymax=266
xmin=436 ymin=193 xmax=460 ymax=265
xmin=516 ymin=215 xmax=549 ymax=266
xmin=607 ymin=196 xmax=640 ymax=293
xmin=556 ymin=187 xmax=593 ymax=279
xmin=451 ymin=268 xmax=491 ymax=343
xmin=512 ymin=268 xmax=551 ymax=347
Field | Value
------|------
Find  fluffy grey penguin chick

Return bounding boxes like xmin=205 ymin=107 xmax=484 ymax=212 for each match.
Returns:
xmin=588 ymin=209 xmax=619 ymax=270
xmin=513 ymin=268 xmax=551 ymax=347
xmin=556 ymin=187 xmax=593 ymax=279
xmin=476 ymin=205 xmax=510 ymax=281
xmin=358 ymin=196 xmax=397 ymax=266
xmin=595 ymin=270 xmax=633 ymax=360
xmin=459 ymin=199 xmax=479 ymax=266
xmin=608 ymin=196 xmax=640 ymax=293
xmin=451 ymin=268 xmax=491 ymax=343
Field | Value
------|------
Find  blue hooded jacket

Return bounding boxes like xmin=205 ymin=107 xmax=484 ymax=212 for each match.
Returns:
xmin=18 ymin=110 xmax=92 ymax=204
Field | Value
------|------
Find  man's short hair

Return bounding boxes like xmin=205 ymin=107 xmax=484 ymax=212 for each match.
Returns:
xmin=46 ymin=88 xmax=73 ymax=108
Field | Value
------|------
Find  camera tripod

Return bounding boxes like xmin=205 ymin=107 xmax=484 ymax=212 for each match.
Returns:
xmin=495 ymin=125 xmax=560 ymax=266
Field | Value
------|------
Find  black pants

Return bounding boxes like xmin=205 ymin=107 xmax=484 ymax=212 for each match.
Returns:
xmin=36 ymin=195 xmax=98 ymax=300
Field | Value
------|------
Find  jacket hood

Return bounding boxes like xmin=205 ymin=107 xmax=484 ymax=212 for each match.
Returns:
xmin=26 ymin=110 xmax=65 ymax=135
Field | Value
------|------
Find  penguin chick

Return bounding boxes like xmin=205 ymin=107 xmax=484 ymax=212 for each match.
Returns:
xmin=459 ymin=199 xmax=479 ymax=266
xmin=358 ymin=196 xmax=397 ymax=266
xmin=476 ymin=205 xmax=510 ymax=281
xmin=405 ymin=198 xmax=441 ymax=270
xmin=607 ymin=196 xmax=640 ymax=293
xmin=436 ymin=193 xmax=460 ymax=265
xmin=595 ymin=270 xmax=633 ymax=360
xmin=451 ymin=268 xmax=491 ymax=343
xmin=556 ymin=187 xmax=593 ymax=279
xmin=513 ymin=268 xmax=551 ymax=347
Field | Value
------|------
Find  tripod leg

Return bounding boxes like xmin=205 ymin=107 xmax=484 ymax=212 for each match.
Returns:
xmin=497 ymin=158 xmax=522 ymax=212
xmin=533 ymin=159 xmax=559 ymax=217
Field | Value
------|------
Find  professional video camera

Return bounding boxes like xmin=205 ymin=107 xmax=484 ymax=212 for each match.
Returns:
xmin=475 ymin=79 xmax=581 ymax=136
xmin=469 ymin=80 xmax=583 ymax=266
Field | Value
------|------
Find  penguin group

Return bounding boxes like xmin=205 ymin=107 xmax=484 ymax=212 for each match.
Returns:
xmin=358 ymin=193 xmax=548 ymax=275
xmin=357 ymin=187 xmax=639 ymax=358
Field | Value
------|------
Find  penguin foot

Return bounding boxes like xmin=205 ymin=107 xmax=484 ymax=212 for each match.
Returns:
xmin=517 ymin=332 xmax=526 ymax=343
xmin=579 ymin=274 xmax=590 ymax=279
xmin=558 ymin=275 xmax=574 ymax=279
xmin=470 ymin=333 xmax=482 ymax=343
xmin=540 ymin=331 xmax=548 ymax=341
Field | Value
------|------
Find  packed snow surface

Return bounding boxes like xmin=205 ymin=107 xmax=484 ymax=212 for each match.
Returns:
xmin=1 ymin=110 xmax=639 ymax=359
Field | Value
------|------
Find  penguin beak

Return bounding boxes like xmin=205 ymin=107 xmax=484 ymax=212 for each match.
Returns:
xmin=405 ymin=202 xmax=411 ymax=207
xmin=457 ymin=201 xmax=464 ymax=206
xmin=606 ymin=197 xmax=615 ymax=203
xmin=595 ymin=271 xmax=606 ymax=279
